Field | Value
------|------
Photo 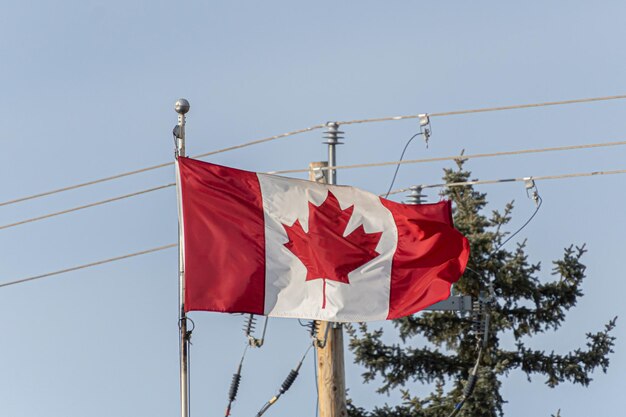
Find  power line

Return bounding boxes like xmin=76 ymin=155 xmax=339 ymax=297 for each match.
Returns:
xmin=0 ymin=125 xmax=326 ymax=208
xmin=3 ymin=94 xmax=625 ymax=208
xmin=386 ymin=169 xmax=626 ymax=196
xmin=3 ymin=140 xmax=626 ymax=231
xmin=193 ymin=124 xmax=326 ymax=159
xmin=2 ymin=168 xmax=624 ymax=289
xmin=0 ymin=183 xmax=175 ymax=231
xmin=269 ymin=139 xmax=626 ymax=175
xmin=425 ymin=168 xmax=626 ymax=189
xmin=0 ymin=243 xmax=177 ymax=288
xmin=0 ymin=161 xmax=174 ymax=208
xmin=339 ymin=94 xmax=626 ymax=126
xmin=384 ymin=132 xmax=424 ymax=198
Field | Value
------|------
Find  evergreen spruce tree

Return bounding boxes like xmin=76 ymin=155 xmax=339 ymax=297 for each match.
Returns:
xmin=347 ymin=161 xmax=616 ymax=417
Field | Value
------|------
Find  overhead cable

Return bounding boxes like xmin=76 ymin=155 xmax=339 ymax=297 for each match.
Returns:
xmin=3 ymin=94 xmax=625 ymax=208
xmin=225 ymin=314 xmax=269 ymax=417
xmin=383 ymin=132 xmax=424 ymax=198
xmin=338 ymin=94 xmax=626 ymax=126
xmin=0 ymin=125 xmax=326 ymax=208
xmin=446 ymin=199 xmax=538 ymax=415
xmin=255 ymin=343 xmax=314 ymax=417
xmin=193 ymin=124 xmax=326 ymax=159
xmin=386 ymin=169 xmax=626 ymax=196
xmin=2 ymin=167 xmax=624 ymax=289
xmin=270 ymin=139 xmax=626 ymax=175
xmin=0 ymin=183 xmax=175 ymax=231
xmin=2 ymin=141 xmax=626 ymax=231
xmin=0 ymin=161 xmax=173 ymax=208
xmin=225 ymin=345 xmax=248 ymax=417
xmin=0 ymin=243 xmax=176 ymax=288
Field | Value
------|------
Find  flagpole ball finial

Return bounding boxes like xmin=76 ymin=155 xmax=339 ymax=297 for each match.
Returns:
xmin=175 ymin=98 xmax=190 ymax=115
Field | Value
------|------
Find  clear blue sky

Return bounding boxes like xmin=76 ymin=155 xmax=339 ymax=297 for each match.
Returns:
xmin=1 ymin=2 xmax=624 ymax=416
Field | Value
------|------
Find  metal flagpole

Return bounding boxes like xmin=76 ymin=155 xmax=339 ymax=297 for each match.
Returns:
xmin=174 ymin=98 xmax=191 ymax=417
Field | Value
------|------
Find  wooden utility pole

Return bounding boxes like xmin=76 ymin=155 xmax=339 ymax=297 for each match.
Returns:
xmin=315 ymin=321 xmax=347 ymax=417
xmin=309 ymin=161 xmax=348 ymax=417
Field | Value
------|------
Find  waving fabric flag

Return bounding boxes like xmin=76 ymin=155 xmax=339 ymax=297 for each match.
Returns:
xmin=177 ymin=157 xmax=469 ymax=322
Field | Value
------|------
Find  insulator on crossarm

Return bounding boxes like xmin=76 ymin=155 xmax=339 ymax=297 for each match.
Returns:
xmin=309 ymin=320 xmax=330 ymax=348
xmin=471 ymin=297 xmax=484 ymax=335
xmin=322 ymin=122 xmax=344 ymax=145
xmin=307 ymin=320 xmax=318 ymax=338
xmin=405 ymin=186 xmax=427 ymax=204
xmin=244 ymin=314 xmax=268 ymax=347
xmin=243 ymin=314 xmax=257 ymax=337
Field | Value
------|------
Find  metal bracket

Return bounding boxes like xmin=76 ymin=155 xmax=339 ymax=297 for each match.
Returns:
xmin=244 ymin=314 xmax=268 ymax=348
xmin=418 ymin=113 xmax=431 ymax=146
xmin=523 ymin=177 xmax=540 ymax=206
xmin=424 ymin=295 xmax=473 ymax=312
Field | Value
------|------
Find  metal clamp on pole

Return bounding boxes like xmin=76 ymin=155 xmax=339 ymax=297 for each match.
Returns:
xmin=244 ymin=314 xmax=269 ymax=348
xmin=424 ymin=295 xmax=473 ymax=312
xmin=308 ymin=320 xmax=331 ymax=348
xmin=523 ymin=177 xmax=540 ymax=207
xmin=418 ymin=114 xmax=431 ymax=146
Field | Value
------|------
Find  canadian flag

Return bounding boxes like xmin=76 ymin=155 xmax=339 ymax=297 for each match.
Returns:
xmin=177 ymin=157 xmax=469 ymax=322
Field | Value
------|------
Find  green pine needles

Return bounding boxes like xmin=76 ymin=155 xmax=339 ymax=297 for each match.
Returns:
xmin=347 ymin=161 xmax=616 ymax=417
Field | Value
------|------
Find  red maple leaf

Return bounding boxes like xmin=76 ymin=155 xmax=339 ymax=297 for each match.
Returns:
xmin=282 ymin=191 xmax=382 ymax=309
